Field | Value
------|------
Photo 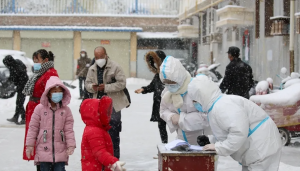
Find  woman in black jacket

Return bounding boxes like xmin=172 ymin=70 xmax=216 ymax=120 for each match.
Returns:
xmin=135 ymin=50 xmax=167 ymax=143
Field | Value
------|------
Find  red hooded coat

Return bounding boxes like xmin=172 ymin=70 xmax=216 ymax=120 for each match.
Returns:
xmin=23 ymin=68 xmax=59 ymax=160
xmin=80 ymin=97 xmax=118 ymax=171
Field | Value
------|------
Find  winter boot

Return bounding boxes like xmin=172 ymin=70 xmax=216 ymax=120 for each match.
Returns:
xmin=17 ymin=119 xmax=25 ymax=125
xmin=7 ymin=116 xmax=18 ymax=124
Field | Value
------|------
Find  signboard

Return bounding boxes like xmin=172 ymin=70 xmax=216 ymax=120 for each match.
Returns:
xmin=42 ymin=42 xmax=51 ymax=48
xmin=101 ymin=40 xmax=110 ymax=45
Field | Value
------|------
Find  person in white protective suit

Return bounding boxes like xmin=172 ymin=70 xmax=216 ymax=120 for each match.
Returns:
xmin=159 ymin=56 xmax=209 ymax=145
xmin=188 ymin=75 xmax=282 ymax=171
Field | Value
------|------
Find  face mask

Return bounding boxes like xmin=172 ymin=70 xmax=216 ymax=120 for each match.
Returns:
xmin=194 ymin=102 xmax=205 ymax=113
xmin=81 ymin=54 xmax=86 ymax=57
xmin=33 ymin=63 xmax=41 ymax=71
xmin=165 ymin=84 xmax=180 ymax=93
xmin=51 ymin=92 xmax=63 ymax=103
xmin=96 ymin=58 xmax=106 ymax=68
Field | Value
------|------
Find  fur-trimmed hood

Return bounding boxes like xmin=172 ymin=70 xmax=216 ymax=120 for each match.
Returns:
xmin=145 ymin=51 xmax=165 ymax=74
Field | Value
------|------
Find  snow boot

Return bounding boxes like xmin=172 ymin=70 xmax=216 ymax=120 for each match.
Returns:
xmin=17 ymin=119 xmax=25 ymax=125
xmin=7 ymin=116 xmax=18 ymax=124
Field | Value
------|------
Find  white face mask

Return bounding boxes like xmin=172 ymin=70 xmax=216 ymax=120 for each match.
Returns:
xmin=96 ymin=58 xmax=106 ymax=68
xmin=81 ymin=54 xmax=86 ymax=57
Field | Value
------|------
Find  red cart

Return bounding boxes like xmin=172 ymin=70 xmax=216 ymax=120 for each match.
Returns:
xmin=250 ymin=84 xmax=300 ymax=146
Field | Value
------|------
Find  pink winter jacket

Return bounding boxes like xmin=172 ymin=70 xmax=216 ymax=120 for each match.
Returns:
xmin=26 ymin=76 xmax=76 ymax=165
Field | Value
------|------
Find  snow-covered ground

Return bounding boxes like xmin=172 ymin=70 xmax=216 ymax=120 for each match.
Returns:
xmin=0 ymin=78 xmax=300 ymax=171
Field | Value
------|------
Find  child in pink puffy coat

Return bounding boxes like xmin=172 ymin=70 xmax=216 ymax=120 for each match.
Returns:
xmin=25 ymin=76 xmax=76 ymax=171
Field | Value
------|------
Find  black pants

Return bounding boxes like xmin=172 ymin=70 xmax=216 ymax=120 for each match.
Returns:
xmin=108 ymin=108 xmax=122 ymax=159
xmin=79 ymin=77 xmax=86 ymax=97
xmin=13 ymin=89 xmax=25 ymax=120
xmin=158 ymin=119 xmax=168 ymax=143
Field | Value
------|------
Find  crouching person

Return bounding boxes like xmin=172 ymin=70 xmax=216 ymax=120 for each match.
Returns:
xmin=159 ymin=56 xmax=209 ymax=145
xmin=80 ymin=97 xmax=126 ymax=171
xmin=25 ymin=76 xmax=76 ymax=171
xmin=188 ymin=75 xmax=282 ymax=171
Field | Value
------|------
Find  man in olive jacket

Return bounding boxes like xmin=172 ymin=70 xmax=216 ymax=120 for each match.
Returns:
xmin=76 ymin=49 xmax=91 ymax=99
xmin=85 ymin=46 xmax=129 ymax=159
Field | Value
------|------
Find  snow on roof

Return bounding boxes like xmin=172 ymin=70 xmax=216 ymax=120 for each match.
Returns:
xmin=0 ymin=13 xmax=178 ymax=18
xmin=137 ymin=32 xmax=178 ymax=39
xmin=216 ymin=5 xmax=246 ymax=12
xmin=0 ymin=26 xmax=143 ymax=32
xmin=250 ymin=83 xmax=300 ymax=106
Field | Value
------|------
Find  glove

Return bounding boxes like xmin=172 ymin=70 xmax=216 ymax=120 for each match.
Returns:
xmin=203 ymin=144 xmax=215 ymax=151
xmin=26 ymin=146 xmax=34 ymax=159
xmin=110 ymin=161 xmax=126 ymax=171
xmin=66 ymin=146 xmax=75 ymax=155
xmin=86 ymin=64 xmax=90 ymax=67
xmin=171 ymin=114 xmax=180 ymax=125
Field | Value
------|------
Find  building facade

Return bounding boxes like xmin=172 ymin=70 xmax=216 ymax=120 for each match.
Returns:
xmin=179 ymin=0 xmax=300 ymax=86
xmin=0 ymin=0 xmax=179 ymax=79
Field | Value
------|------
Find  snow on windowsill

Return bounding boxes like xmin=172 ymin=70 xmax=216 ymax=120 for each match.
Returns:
xmin=216 ymin=5 xmax=251 ymax=13
xmin=270 ymin=16 xmax=290 ymax=20
xmin=250 ymin=83 xmax=300 ymax=106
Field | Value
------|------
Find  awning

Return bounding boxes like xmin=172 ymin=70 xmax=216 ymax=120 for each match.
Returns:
xmin=0 ymin=26 xmax=143 ymax=32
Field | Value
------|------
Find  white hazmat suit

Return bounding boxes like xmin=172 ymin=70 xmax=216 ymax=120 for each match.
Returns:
xmin=188 ymin=76 xmax=282 ymax=171
xmin=159 ymin=56 xmax=209 ymax=145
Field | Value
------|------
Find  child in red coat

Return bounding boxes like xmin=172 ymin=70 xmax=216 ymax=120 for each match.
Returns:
xmin=80 ymin=97 xmax=126 ymax=171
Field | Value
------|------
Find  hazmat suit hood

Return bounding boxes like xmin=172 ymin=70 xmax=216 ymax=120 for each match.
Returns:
xmin=159 ymin=56 xmax=192 ymax=108
xmin=159 ymin=56 xmax=189 ymax=87
xmin=188 ymin=75 xmax=222 ymax=112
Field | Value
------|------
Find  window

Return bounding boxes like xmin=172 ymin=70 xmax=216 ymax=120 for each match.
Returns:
xmin=265 ymin=0 xmax=274 ymax=37
xmin=255 ymin=0 xmax=260 ymax=38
